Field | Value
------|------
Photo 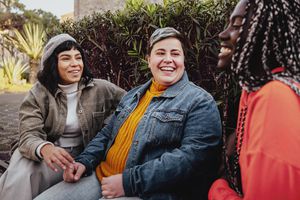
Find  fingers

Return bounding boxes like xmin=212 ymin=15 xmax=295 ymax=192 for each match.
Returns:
xmin=102 ymin=188 xmax=115 ymax=199
xmin=63 ymin=165 xmax=76 ymax=182
xmin=101 ymin=177 xmax=108 ymax=185
xmin=53 ymin=149 xmax=74 ymax=169
xmin=45 ymin=159 xmax=58 ymax=172
xmin=43 ymin=147 xmax=75 ymax=171
xmin=101 ymin=174 xmax=124 ymax=198
xmin=51 ymin=156 xmax=66 ymax=170
xmin=101 ymin=178 xmax=114 ymax=198
xmin=59 ymin=149 xmax=75 ymax=164
xmin=74 ymin=164 xmax=85 ymax=181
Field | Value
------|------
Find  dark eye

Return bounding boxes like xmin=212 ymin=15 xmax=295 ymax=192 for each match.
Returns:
xmin=232 ymin=25 xmax=242 ymax=31
xmin=232 ymin=17 xmax=243 ymax=29
xmin=156 ymin=51 xmax=165 ymax=55
xmin=60 ymin=56 xmax=70 ymax=61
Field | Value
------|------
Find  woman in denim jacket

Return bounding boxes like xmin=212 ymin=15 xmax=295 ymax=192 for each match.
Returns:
xmin=35 ymin=27 xmax=222 ymax=200
xmin=0 ymin=34 xmax=125 ymax=200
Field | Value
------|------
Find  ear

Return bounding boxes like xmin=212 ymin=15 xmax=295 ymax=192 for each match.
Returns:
xmin=146 ymin=55 xmax=150 ymax=68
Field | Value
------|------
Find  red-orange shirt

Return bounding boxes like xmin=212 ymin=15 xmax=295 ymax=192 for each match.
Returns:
xmin=209 ymin=80 xmax=300 ymax=200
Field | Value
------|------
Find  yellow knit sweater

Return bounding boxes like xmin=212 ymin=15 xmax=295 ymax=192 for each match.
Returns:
xmin=96 ymin=80 xmax=166 ymax=181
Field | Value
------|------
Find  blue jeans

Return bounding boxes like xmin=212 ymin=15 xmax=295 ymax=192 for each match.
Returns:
xmin=34 ymin=172 xmax=141 ymax=200
xmin=34 ymin=172 xmax=101 ymax=200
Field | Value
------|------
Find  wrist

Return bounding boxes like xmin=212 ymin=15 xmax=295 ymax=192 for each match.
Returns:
xmin=40 ymin=143 xmax=54 ymax=158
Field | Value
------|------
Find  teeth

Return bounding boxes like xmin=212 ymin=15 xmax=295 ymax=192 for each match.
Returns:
xmin=161 ymin=67 xmax=174 ymax=71
xmin=220 ymin=47 xmax=231 ymax=53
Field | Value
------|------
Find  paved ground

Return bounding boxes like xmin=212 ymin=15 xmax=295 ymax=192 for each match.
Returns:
xmin=0 ymin=92 xmax=26 ymax=175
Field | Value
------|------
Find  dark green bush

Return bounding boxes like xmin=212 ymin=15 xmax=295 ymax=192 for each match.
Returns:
xmin=53 ymin=0 xmax=240 ymax=131
xmin=55 ymin=0 xmax=236 ymax=89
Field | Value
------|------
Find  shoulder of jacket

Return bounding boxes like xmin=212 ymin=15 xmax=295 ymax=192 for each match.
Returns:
xmin=29 ymin=82 xmax=50 ymax=96
xmin=185 ymin=81 xmax=214 ymax=100
xmin=89 ymin=78 xmax=119 ymax=89
xmin=124 ymin=85 xmax=143 ymax=96
xmin=259 ymin=80 xmax=297 ymax=100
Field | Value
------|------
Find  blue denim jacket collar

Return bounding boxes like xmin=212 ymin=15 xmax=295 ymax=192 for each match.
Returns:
xmin=134 ymin=71 xmax=189 ymax=99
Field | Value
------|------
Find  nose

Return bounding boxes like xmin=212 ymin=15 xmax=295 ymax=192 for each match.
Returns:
xmin=163 ymin=54 xmax=172 ymax=63
xmin=70 ymin=57 xmax=80 ymax=66
xmin=219 ymin=26 xmax=230 ymax=41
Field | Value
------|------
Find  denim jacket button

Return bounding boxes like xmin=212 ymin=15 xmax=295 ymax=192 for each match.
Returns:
xmin=78 ymin=110 xmax=83 ymax=113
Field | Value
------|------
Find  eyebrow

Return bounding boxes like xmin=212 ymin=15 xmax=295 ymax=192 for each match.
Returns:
xmin=154 ymin=48 xmax=181 ymax=52
xmin=59 ymin=52 xmax=81 ymax=57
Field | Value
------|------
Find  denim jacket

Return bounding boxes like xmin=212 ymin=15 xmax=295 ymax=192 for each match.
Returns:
xmin=17 ymin=79 xmax=125 ymax=161
xmin=76 ymin=72 xmax=222 ymax=200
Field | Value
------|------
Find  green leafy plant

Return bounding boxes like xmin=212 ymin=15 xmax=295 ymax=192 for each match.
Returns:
xmin=0 ymin=55 xmax=29 ymax=85
xmin=53 ymin=0 xmax=239 ymax=129
xmin=55 ymin=0 xmax=237 ymax=91
xmin=7 ymin=22 xmax=46 ymax=83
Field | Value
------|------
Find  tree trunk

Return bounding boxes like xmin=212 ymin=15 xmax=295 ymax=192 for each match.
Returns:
xmin=29 ymin=59 xmax=39 ymax=84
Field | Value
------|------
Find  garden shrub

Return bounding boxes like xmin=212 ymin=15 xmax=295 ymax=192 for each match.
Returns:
xmin=53 ymin=0 xmax=240 ymax=131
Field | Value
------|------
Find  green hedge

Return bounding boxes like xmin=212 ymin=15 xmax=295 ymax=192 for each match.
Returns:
xmin=53 ymin=0 xmax=240 ymax=131
xmin=55 ymin=0 xmax=236 ymax=90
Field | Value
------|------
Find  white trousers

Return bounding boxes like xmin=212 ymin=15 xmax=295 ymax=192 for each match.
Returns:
xmin=0 ymin=147 xmax=81 ymax=200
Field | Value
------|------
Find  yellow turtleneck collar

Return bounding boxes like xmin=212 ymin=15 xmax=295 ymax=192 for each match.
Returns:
xmin=149 ymin=79 xmax=167 ymax=95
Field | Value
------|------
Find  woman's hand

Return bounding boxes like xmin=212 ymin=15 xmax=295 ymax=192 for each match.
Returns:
xmin=41 ymin=144 xmax=74 ymax=172
xmin=208 ymin=178 xmax=241 ymax=200
xmin=101 ymin=174 xmax=125 ymax=198
xmin=63 ymin=162 xmax=86 ymax=182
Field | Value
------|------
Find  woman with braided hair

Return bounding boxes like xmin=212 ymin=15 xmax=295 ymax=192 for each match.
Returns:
xmin=209 ymin=0 xmax=300 ymax=199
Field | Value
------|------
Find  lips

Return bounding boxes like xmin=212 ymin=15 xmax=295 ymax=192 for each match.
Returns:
xmin=160 ymin=66 xmax=175 ymax=72
xmin=218 ymin=44 xmax=233 ymax=58
xmin=68 ymin=70 xmax=81 ymax=75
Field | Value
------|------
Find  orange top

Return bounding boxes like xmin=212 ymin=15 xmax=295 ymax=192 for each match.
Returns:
xmin=209 ymin=80 xmax=300 ymax=200
xmin=96 ymin=80 xmax=166 ymax=181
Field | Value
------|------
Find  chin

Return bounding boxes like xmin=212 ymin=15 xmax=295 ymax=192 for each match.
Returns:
xmin=217 ymin=60 xmax=231 ymax=70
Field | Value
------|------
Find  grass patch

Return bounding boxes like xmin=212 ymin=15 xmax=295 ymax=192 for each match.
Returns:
xmin=0 ymin=83 xmax=32 ymax=93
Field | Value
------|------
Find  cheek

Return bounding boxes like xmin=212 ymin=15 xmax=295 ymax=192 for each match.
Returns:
xmin=231 ymin=32 xmax=240 ymax=44
xmin=148 ymin=58 xmax=160 ymax=69
xmin=57 ymin=67 xmax=67 ymax=79
xmin=79 ymin=61 xmax=84 ymax=68
xmin=174 ymin=58 xmax=185 ymax=67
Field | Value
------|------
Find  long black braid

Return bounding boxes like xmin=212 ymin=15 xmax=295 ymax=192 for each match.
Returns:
xmin=222 ymin=0 xmax=300 ymax=195
xmin=232 ymin=0 xmax=300 ymax=94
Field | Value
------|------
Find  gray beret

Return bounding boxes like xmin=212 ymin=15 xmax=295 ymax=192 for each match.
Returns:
xmin=149 ymin=27 xmax=181 ymax=49
xmin=41 ymin=33 xmax=76 ymax=68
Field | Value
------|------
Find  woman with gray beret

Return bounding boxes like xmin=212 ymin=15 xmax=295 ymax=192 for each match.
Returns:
xmin=0 ymin=33 xmax=125 ymax=200
xmin=35 ymin=27 xmax=222 ymax=200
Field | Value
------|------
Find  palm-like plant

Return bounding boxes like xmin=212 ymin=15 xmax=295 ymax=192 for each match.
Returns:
xmin=0 ymin=56 xmax=29 ymax=85
xmin=8 ymin=23 xmax=46 ymax=83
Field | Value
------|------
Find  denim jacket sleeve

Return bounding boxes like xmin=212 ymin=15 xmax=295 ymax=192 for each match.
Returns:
xmin=75 ymin=113 xmax=116 ymax=175
xmin=122 ymin=95 xmax=222 ymax=196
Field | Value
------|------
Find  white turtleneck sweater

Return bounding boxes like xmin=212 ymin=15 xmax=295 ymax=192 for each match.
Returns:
xmin=56 ymin=82 xmax=83 ymax=147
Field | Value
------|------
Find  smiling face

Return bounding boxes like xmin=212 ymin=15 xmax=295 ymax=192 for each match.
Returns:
xmin=57 ymin=48 xmax=83 ymax=85
xmin=148 ymin=37 xmax=185 ymax=87
xmin=217 ymin=0 xmax=248 ymax=69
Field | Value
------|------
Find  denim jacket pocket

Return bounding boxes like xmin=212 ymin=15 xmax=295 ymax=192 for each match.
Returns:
xmin=148 ymin=111 xmax=185 ymax=146
xmin=115 ymin=104 xmax=131 ymax=122
xmin=92 ymin=111 xmax=105 ymax=133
